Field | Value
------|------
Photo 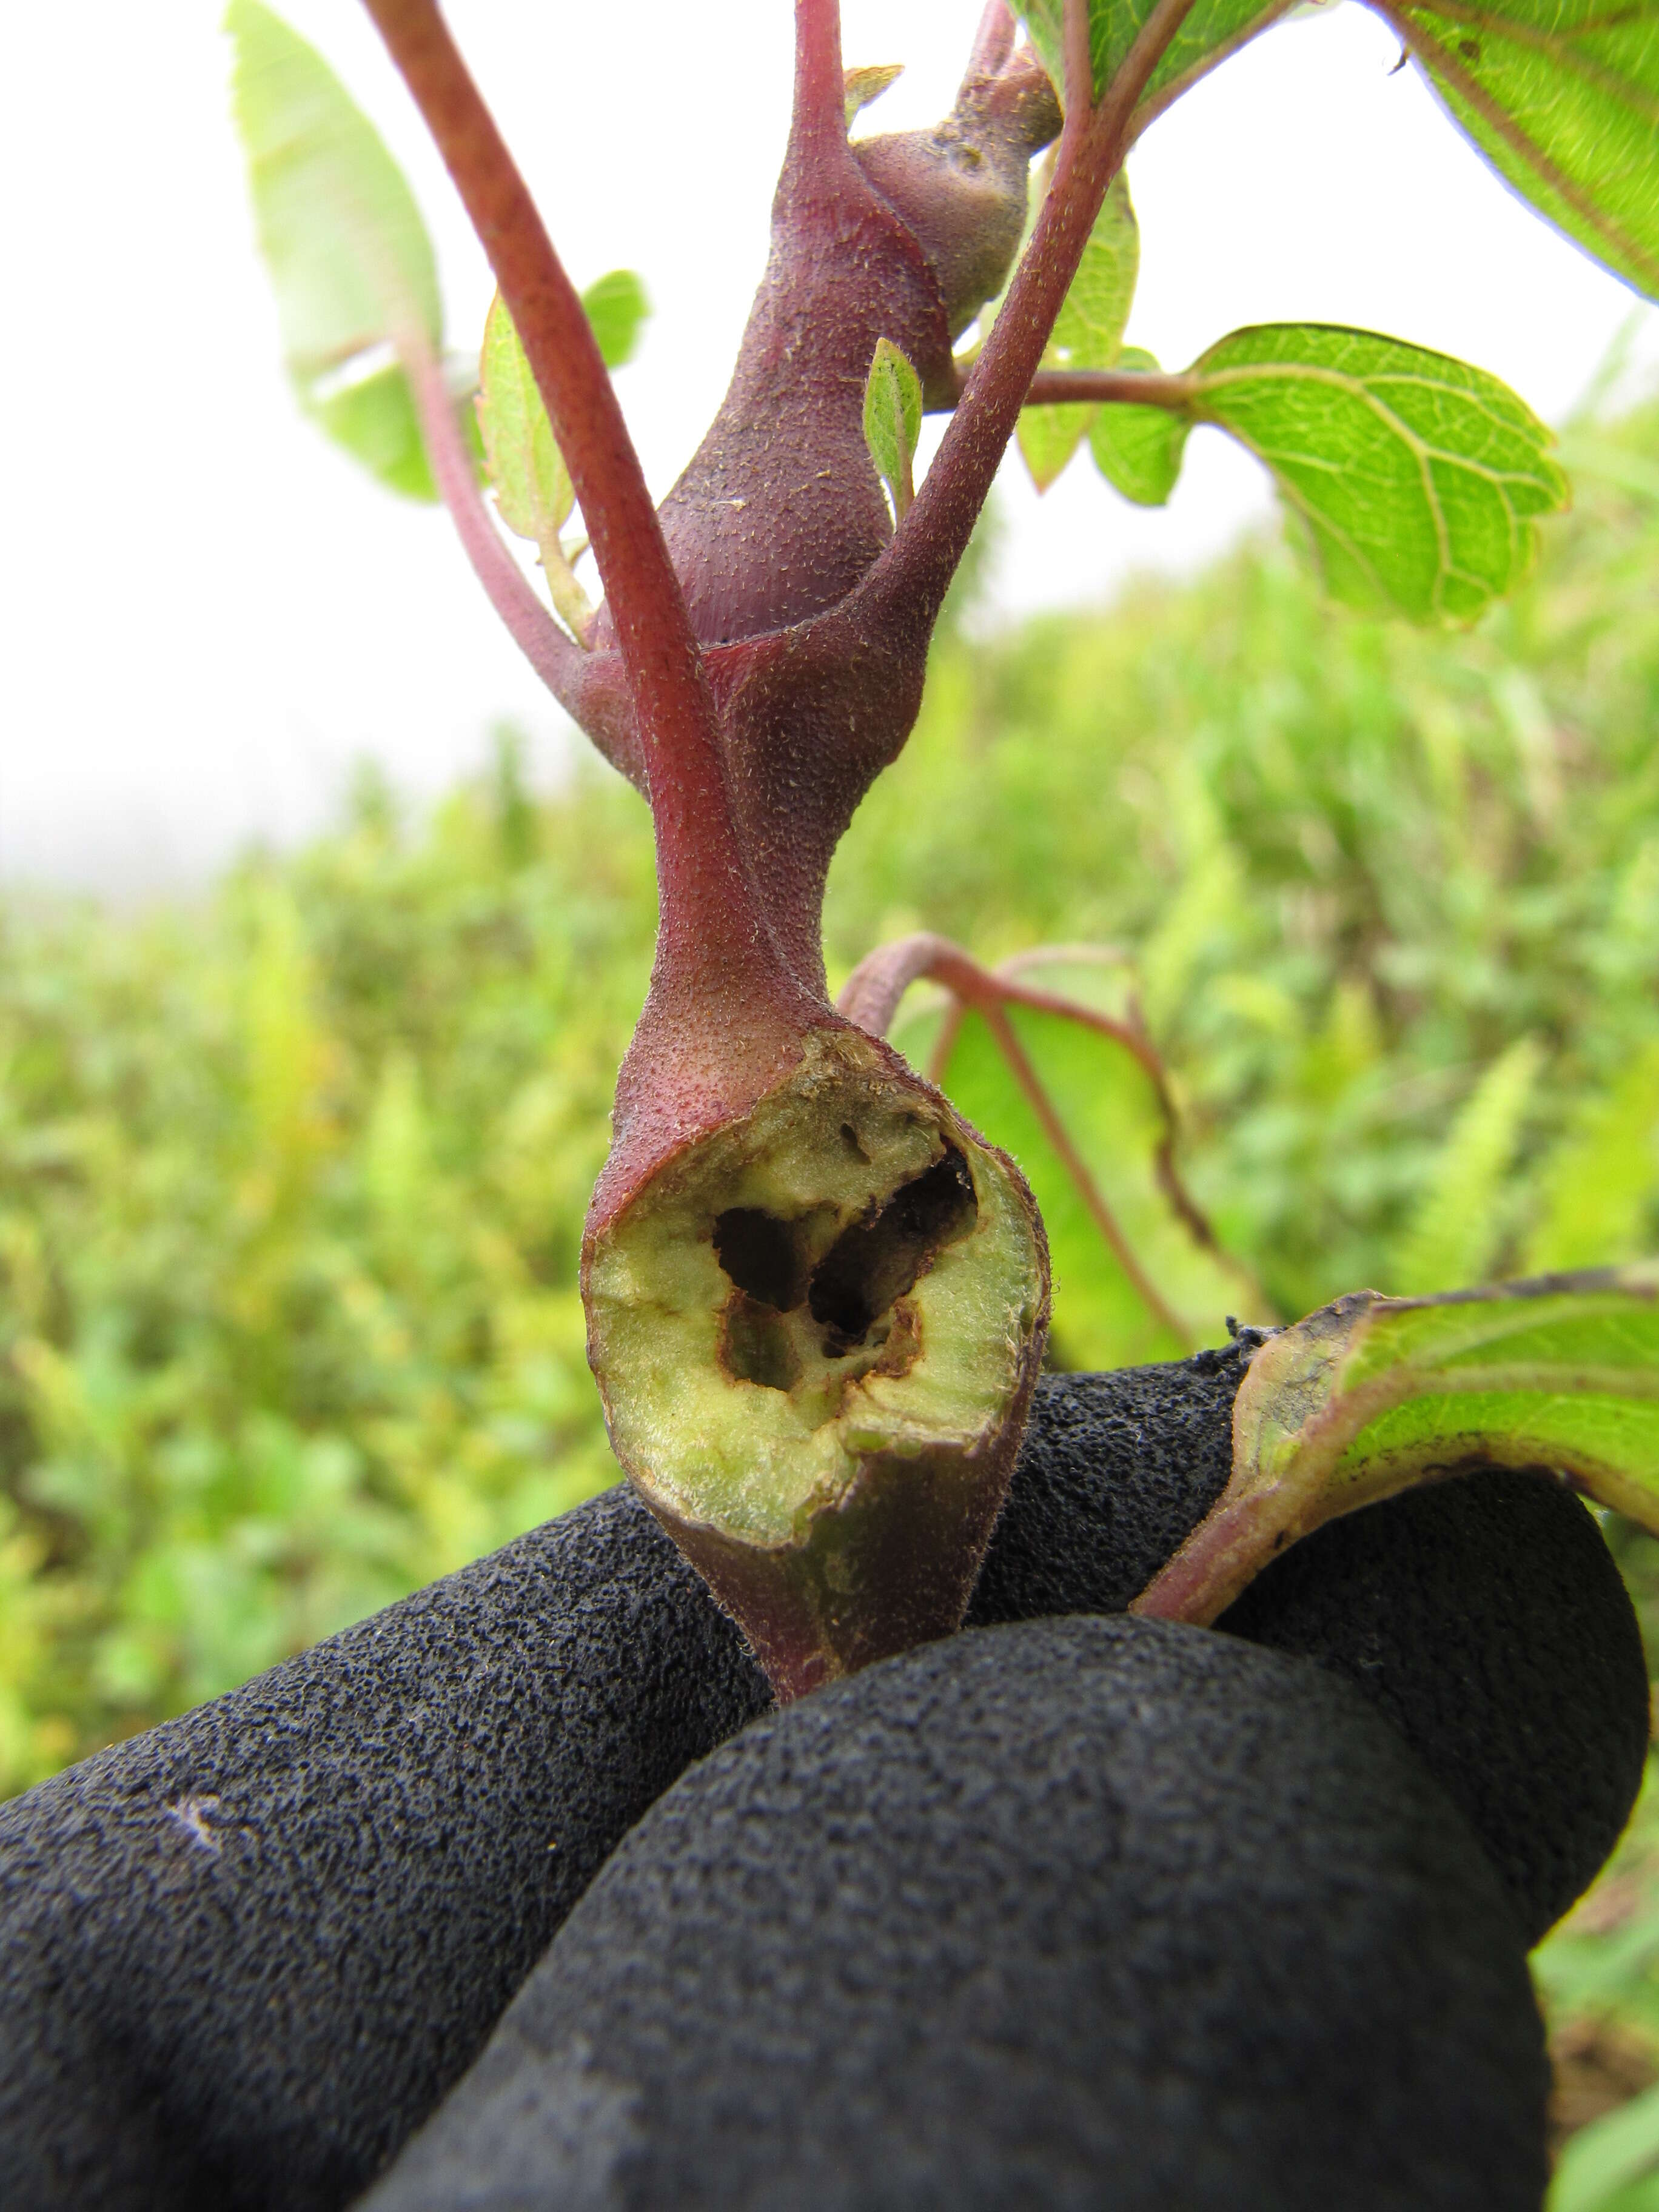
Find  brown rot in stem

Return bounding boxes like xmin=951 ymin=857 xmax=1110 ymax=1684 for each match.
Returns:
xmin=365 ymin=0 xmax=1193 ymax=1696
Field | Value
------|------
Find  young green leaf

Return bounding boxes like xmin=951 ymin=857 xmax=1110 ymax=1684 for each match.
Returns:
xmin=1012 ymin=0 xmax=1296 ymax=117
xmin=1192 ymin=324 xmax=1569 ymax=621
xmin=844 ymin=61 xmax=904 ymax=131
xmin=226 ymin=0 xmax=440 ymax=367
xmin=579 ymin=269 xmax=650 ymax=371
xmin=1087 ymin=346 xmax=1185 ymax=504
xmin=1019 ymin=173 xmax=1141 ymax=492
xmin=1133 ymin=1266 xmax=1659 ymax=1626
xmin=1093 ymin=324 xmax=1568 ymax=619
xmin=1017 ymin=407 xmax=1093 ymax=497
xmin=863 ymin=338 xmax=924 ymax=521
xmin=1378 ymin=0 xmax=1659 ymax=303
xmin=476 ymin=293 xmax=588 ymax=632
xmin=226 ymin=0 xmax=443 ymax=498
xmin=472 ymin=271 xmax=649 ymax=630
xmin=478 ymin=293 xmax=575 ymax=547
xmin=1020 ymin=0 xmax=1658 ymax=295
xmin=308 ymin=358 xmax=437 ymax=502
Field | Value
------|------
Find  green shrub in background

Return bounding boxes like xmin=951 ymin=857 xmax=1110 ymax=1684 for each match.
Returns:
xmin=5 ymin=386 xmax=1659 ymax=2188
xmin=0 ymin=756 xmax=655 ymax=1789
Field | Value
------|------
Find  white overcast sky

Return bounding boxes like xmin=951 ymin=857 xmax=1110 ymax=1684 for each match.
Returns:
xmin=3 ymin=0 xmax=1655 ymax=889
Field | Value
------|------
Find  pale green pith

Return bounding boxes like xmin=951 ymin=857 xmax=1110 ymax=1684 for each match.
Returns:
xmin=587 ymin=1034 xmax=1043 ymax=1549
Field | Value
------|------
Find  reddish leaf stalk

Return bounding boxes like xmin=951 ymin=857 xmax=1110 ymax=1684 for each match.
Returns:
xmin=1132 ymin=1493 xmax=1276 ymax=1624
xmin=1016 ymin=366 xmax=1199 ymax=409
xmin=839 ymin=934 xmax=1202 ymax=1343
xmin=361 ymin=0 xmax=789 ymax=1016
xmin=978 ymin=999 xmax=1190 ymax=1341
xmin=794 ymin=0 xmax=848 ymax=153
xmin=1063 ymin=0 xmax=1096 ymax=121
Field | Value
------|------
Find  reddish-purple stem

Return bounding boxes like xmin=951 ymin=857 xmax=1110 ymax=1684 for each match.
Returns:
xmin=967 ymin=0 xmax=1017 ymax=82
xmin=1023 ymin=366 xmax=1198 ymax=407
xmin=794 ymin=0 xmax=848 ymax=151
xmin=361 ymin=0 xmax=777 ymax=994
xmin=978 ymin=996 xmax=1191 ymax=1342
xmin=936 ymin=364 xmax=1198 ymax=411
xmin=1063 ymin=0 xmax=1096 ymax=119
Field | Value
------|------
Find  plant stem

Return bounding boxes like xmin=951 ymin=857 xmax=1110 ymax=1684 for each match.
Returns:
xmin=793 ymin=0 xmax=846 ymax=154
xmin=1024 ymin=366 xmax=1199 ymax=408
xmin=851 ymin=0 xmax=1201 ymax=640
xmin=839 ymin=934 xmax=1148 ymax=1068
xmin=975 ymin=996 xmax=1192 ymax=1344
xmin=966 ymin=1 xmax=1017 ymax=82
xmin=361 ymin=0 xmax=775 ymax=991
xmin=401 ymin=338 xmax=584 ymax=695
xmin=936 ymin=363 xmax=1200 ymax=412
xmin=837 ymin=933 xmax=1208 ymax=1343
xmin=1132 ymin=0 xmax=1295 ymax=135
xmin=1063 ymin=0 xmax=1096 ymax=119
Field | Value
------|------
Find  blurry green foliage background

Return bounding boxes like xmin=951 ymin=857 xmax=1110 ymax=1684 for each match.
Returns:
xmin=7 ymin=390 xmax=1659 ymax=2193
